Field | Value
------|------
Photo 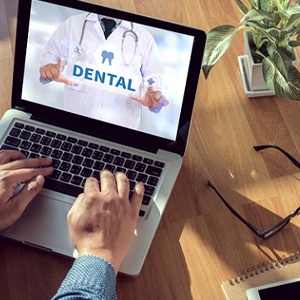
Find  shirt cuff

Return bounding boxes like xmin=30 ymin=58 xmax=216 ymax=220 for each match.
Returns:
xmin=52 ymin=255 xmax=117 ymax=300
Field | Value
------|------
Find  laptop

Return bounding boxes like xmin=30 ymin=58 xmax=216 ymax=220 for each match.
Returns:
xmin=0 ymin=0 xmax=206 ymax=276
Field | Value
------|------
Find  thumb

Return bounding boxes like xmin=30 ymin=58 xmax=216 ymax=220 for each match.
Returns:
xmin=6 ymin=175 xmax=45 ymax=227
xmin=15 ymin=175 xmax=45 ymax=209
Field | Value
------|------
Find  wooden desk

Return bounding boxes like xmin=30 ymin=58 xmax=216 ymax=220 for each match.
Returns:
xmin=1 ymin=0 xmax=300 ymax=299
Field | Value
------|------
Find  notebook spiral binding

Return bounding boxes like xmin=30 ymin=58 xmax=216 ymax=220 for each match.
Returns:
xmin=228 ymin=250 xmax=300 ymax=286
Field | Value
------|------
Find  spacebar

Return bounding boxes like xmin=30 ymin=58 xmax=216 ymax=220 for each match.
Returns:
xmin=43 ymin=178 xmax=83 ymax=198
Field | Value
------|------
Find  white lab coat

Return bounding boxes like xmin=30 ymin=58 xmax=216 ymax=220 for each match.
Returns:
xmin=40 ymin=13 xmax=163 ymax=129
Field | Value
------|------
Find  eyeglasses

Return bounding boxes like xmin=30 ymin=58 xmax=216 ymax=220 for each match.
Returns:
xmin=208 ymin=145 xmax=300 ymax=239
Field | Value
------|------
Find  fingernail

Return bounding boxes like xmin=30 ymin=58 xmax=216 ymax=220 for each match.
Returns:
xmin=36 ymin=175 xmax=45 ymax=186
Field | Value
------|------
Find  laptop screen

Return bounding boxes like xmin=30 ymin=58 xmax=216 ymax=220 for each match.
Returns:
xmin=14 ymin=0 xmax=206 ymax=156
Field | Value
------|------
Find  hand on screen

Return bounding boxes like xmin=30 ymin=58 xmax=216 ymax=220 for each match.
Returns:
xmin=40 ymin=58 xmax=76 ymax=86
xmin=130 ymin=86 xmax=169 ymax=109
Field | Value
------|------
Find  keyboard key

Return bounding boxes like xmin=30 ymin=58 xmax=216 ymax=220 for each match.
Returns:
xmin=72 ymin=155 xmax=83 ymax=165
xmin=9 ymin=127 xmax=21 ymax=137
xmin=99 ymin=146 xmax=109 ymax=152
xmin=124 ymin=159 xmax=135 ymax=169
xmin=30 ymin=134 xmax=41 ymax=143
xmin=78 ymin=140 xmax=88 ymax=146
xmin=83 ymin=158 xmax=93 ymax=168
xmin=103 ymin=154 xmax=114 ymax=163
xmin=4 ymin=136 xmax=21 ymax=147
xmin=135 ymin=162 xmax=146 ymax=172
xmin=62 ymin=152 xmax=73 ymax=162
xmin=144 ymin=185 xmax=155 ymax=196
xmin=132 ymin=155 xmax=142 ymax=161
xmin=92 ymin=151 xmax=104 ymax=160
xmin=142 ymin=195 xmax=151 ymax=205
xmin=146 ymin=165 xmax=163 ymax=177
xmin=121 ymin=152 xmax=131 ymax=158
xmin=88 ymin=142 xmax=98 ymax=149
xmin=136 ymin=173 xmax=148 ymax=183
xmin=35 ymin=128 xmax=46 ymax=134
xmin=51 ymin=149 xmax=63 ymax=159
xmin=20 ymin=131 xmax=31 ymax=140
xmin=46 ymin=131 xmax=56 ymax=137
xmin=61 ymin=142 xmax=72 ymax=151
xmin=30 ymin=144 xmax=42 ymax=153
xmin=57 ymin=134 xmax=66 ymax=140
xmin=15 ymin=122 xmax=25 ymax=129
xmin=81 ymin=168 xmax=93 ymax=177
xmin=82 ymin=148 xmax=93 ymax=157
xmin=40 ymin=136 xmax=51 ymax=145
xmin=25 ymin=125 xmax=35 ymax=132
xmin=147 ymin=176 xmax=159 ymax=186
xmin=155 ymin=161 xmax=165 ymax=168
xmin=50 ymin=139 xmax=62 ymax=148
xmin=71 ymin=145 xmax=83 ymax=154
xmin=127 ymin=170 xmax=137 ymax=180
xmin=20 ymin=140 xmax=31 ymax=150
xmin=59 ymin=162 xmax=71 ymax=172
xmin=70 ymin=165 xmax=82 ymax=175
xmin=60 ymin=172 xmax=72 ymax=182
xmin=71 ymin=175 xmax=83 ymax=186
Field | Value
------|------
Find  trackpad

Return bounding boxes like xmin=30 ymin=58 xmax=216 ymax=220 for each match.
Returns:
xmin=9 ymin=195 xmax=74 ymax=255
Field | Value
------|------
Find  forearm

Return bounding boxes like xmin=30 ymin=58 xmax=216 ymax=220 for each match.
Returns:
xmin=52 ymin=255 xmax=117 ymax=300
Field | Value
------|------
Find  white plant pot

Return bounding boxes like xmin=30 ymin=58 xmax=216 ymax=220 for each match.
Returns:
xmin=243 ymin=31 xmax=299 ymax=92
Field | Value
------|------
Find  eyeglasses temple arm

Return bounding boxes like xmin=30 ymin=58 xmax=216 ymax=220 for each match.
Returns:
xmin=253 ymin=145 xmax=300 ymax=168
xmin=207 ymin=181 xmax=261 ymax=236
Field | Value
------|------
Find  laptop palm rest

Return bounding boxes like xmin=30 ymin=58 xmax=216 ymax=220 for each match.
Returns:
xmin=5 ymin=193 xmax=74 ymax=255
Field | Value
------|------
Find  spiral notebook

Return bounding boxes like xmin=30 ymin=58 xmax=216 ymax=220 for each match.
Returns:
xmin=221 ymin=251 xmax=300 ymax=300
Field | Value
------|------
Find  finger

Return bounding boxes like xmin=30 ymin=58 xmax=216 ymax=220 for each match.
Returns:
xmin=2 ymin=167 xmax=53 ymax=193
xmin=129 ymin=93 xmax=142 ymax=102
xmin=84 ymin=177 xmax=100 ymax=193
xmin=100 ymin=170 xmax=116 ymax=193
xmin=8 ymin=175 xmax=45 ymax=224
xmin=0 ymin=157 xmax=53 ymax=171
xmin=57 ymin=57 xmax=64 ymax=71
xmin=59 ymin=75 xmax=77 ymax=86
xmin=115 ymin=172 xmax=130 ymax=198
xmin=0 ymin=150 xmax=26 ymax=164
xmin=130 ymin=182 xmax=144 ymax=216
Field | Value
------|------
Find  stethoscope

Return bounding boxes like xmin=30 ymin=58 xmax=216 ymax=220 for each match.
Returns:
xmin=74 ymin=13 xmax=138 ymax=66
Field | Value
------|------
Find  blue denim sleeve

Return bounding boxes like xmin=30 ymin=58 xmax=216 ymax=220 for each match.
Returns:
xmin=52 ymin=255 xmax=117 ymax=300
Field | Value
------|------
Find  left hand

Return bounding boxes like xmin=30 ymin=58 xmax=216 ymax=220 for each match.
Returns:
xmin=0 ymin=150 xmax=53 ymax=231
xmin=130 ymin=86 xmax=169 ymax=109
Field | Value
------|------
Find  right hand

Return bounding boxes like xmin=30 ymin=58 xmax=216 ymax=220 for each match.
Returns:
xmin=40 ymin=58 xmax=76 ymax=86
xmin=67 ymin=170 xmax=144 ymax=274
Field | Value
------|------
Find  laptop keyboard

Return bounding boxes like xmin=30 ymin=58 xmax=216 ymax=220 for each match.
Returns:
xmin=1 ymin=121 xmax=165 ymax=218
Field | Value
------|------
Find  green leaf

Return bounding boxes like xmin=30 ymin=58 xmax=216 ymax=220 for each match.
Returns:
xmin=241 ymin=9 xmax=274 ymax=23
xmin=260 ymin=0 xmax=277 ymax=12
xmin=233 ymin=0 xmax=249 ymax=15
xmin=248 ymin=0 xmax=259 ymax=9
xmin=202 ymin=25 xmax=237 ymax=78
xmin=289 ymin=40 xmax=300 ymax=47
xmin=262 ymin=56 xmax=300 ymax=100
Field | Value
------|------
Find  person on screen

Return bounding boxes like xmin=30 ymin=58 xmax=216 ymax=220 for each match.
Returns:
xmin=39 ymin=13 xmax=169 ymax=129
xmin=0 ymin=149 xmax=144 ymax=299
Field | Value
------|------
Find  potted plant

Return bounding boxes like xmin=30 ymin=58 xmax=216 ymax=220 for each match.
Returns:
xmin=202 ymin=0 xmax=300 ymax=100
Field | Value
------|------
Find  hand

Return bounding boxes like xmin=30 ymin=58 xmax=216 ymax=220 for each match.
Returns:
xmin=0 ymin=150 xmax=53 ymax=231
xmin=40 ymin=58 xmax=76 ymax=86
xmin=67 ymin=170 xmax=144 ymax=274
xmin=130 ymin=86 xmax=169 ymax=109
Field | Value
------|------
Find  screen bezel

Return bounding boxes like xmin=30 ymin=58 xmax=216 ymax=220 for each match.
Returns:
xmin=12 ymin=0 xmax=206 ymax=156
